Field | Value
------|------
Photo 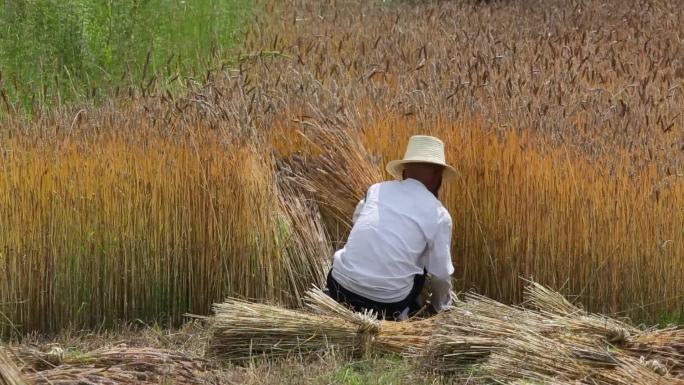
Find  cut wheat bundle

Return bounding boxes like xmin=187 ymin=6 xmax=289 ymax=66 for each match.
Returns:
xmin=524 ymin=282 xmax=684 ymax=378
xmin=303 ymin=287 xmax=443 ymax=352
xmin=208 ymin=298 xmax=375 ymax=361
xmin=374 ymin=316 xmax=441 ymax=355
xmin=626 ymin=327 xmax=684 ymax=376
xmin=422 ymin=283 xmax=684 ymax=384
xmin=420 ymin=292 xmax=549 ymax=372
xmin=207 ymin=288 xmax=436 ymax=362
xmin=281 ymin=123 xmax=382 ymax=241
xmin=206 ymin=282 xmax=684 ymax=383
xmin=0 ymin=349 xmax=25 ymax=385
xmin=8 ymin=346 xmax=204 ymax=385
xmin=482 ymin=327 xmax=675 ymax=385
xmin=524 ymin=282 xmax=638 ymax=342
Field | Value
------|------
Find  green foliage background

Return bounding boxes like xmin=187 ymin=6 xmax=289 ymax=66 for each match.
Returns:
xmin=0 ymin=0 xmax=253 ymax=110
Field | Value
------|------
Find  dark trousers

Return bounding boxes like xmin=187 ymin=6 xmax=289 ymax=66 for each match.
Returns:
xmin=325 ymin=270 xmax=426 ymax=321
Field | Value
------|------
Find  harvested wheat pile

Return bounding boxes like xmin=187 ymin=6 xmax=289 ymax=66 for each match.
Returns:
xmin=6 ymin=346 xmax=204 ymax=385
xmin=0 ymin=349 xmax=24 ymax=385
xmin=208 ymin=283 xmax=684 ymax=384
xmin=423 ymin=282 xmax=684 ymax=384
xmin=207 ymin=288 xmax=438 ymax=362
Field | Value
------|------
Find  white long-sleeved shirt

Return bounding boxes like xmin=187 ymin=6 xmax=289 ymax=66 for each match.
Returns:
xmin=331 ymin=178 xmax=454 ymax=311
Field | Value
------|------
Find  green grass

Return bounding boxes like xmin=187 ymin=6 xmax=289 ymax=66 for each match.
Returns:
xmin=319 ymin=355 xmax=435 ymax=385
xmin=0 ymin=0 xmax=254 ymax=113
xmin=656 ymin=311 xmax=684 ymax=327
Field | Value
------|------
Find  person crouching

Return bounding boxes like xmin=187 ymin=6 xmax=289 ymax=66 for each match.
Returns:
xmin=326 ymin=135 xmax=457 ymax=320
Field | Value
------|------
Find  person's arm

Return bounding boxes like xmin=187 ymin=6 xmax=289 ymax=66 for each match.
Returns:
xmin=425 ymin=208 xmax=455 ymax=311
xmin=429 ymin=275 xmax=452 ymax=312
xmin=351 ymin=198 xmax=365 ymax=224
xmin=352 ymin=185 xmax=373 ymax=224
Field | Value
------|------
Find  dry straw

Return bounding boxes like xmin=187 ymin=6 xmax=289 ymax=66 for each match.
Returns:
xmin=278 ymin=121 xmax=383 ymax=245
xmin=4 ymin=346 xmax=204 ymax=385
xmin=0 ymin=349 xmax=24 ymax=385
xmin=4 ymin=283 xmax=684 ymax=384
xmin=206 ymin=282 xmax=684 ymax=383
xmin=424 ymin=282 xmax=684 ymax=384
xmin=207 ymin=288 xmax=437 ymax=362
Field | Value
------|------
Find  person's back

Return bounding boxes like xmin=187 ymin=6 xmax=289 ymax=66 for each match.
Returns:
xmin=332 ymin=179 xmax=452 ymax=303
xmin=326 ymin=135 xmax=457 ymax=320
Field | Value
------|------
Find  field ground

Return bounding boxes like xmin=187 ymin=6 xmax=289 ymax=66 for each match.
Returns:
xmin=7 ymin=323 xmax=448 ymax=385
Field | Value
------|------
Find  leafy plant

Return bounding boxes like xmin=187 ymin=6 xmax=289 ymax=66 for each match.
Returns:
xmin=0 ymin=0 xmax=254 ymax=112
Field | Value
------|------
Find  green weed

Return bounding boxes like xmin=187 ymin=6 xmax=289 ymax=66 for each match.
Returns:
xmin=322 ymin=355 xmax=427 ymax=385
xmin=0 ymin=0 xmax=254 ymax=111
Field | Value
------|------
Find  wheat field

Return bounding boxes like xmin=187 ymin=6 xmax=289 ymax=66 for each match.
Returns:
xmin=1 ymin=0 xmax=683 ymax=334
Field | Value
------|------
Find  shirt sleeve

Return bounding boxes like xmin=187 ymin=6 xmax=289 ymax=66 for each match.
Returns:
xmin=425 ymin=208 xmax=455 ymax=310
xmin=351 ymin=198 xmax=365 ymax=224
xmin=352 ymin=185 xmax=372 ymax=224
xmin=429 ymin=275 xmax=453 ymax=311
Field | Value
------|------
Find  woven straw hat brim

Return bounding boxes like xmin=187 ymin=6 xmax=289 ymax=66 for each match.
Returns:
xmin=386 ymin=158 xmax=458 ymax=181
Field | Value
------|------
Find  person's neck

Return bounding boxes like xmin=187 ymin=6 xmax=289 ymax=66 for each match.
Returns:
xmin=404 ymin=177 xmax=439 ymax=198
xmin=405 ymin=177 xmax=429 ymax=189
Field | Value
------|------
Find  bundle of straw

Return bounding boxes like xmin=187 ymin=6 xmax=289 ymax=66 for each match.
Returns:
xmin=10 ymin=346 xmax=203 ymax=385
xmin=305 ymin=288 xmax=441 ymax=355
xmin=421 ymin=292 xmax=548 ymax=372
xmin=207 ymin=288 xmax=434 ymax=362
xmin=422 ymin=282 xmax=684 ymax=384
xmin=207 ymin=282 xmax=684 ymax=383
xmin=0 ymin=349 xmax=25 ymax=385
xmin=274 ymin=178 xmax=332 ymax=303
xmin=524 ymin=282 xmax=684 ymax=378
xmin=524 ymin=282 xmax=638 ymax=342
xmin=626 ymin=328 xmax=684 ymax=376
xmin=482 ymin=327 xmax=672 ymax=385
xmin=207 ymin=292 xmax=380 ymax=362
xmin=282 ymin=123 xmax=382 ymax=241
xmin=374 ymin=316 xmax=442 ymax=355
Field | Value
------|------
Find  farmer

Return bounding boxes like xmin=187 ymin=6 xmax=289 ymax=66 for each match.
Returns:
xmin=326 ymin=135 xmax=456 ymax=321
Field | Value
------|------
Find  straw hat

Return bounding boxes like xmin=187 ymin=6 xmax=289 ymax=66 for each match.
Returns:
xmin=386 ymin=135 xmax=458 ymax=181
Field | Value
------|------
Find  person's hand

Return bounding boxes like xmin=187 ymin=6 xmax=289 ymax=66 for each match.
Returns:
xmin=424 ymin=302 xmax=439 ymax=316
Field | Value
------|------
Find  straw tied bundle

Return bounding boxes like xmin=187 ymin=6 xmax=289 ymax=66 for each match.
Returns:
xmin=208 ymin=284 xmax=684 ymax=384
xmin=423 ymin=283 xmax=684 ymax=384
xmin=207 ymin=288 xmax=440 ymax=361
xmin=0 ymin=349 xmax=24 ymax=385
xmin=1 ymin=346 xmax=204 ymax=385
